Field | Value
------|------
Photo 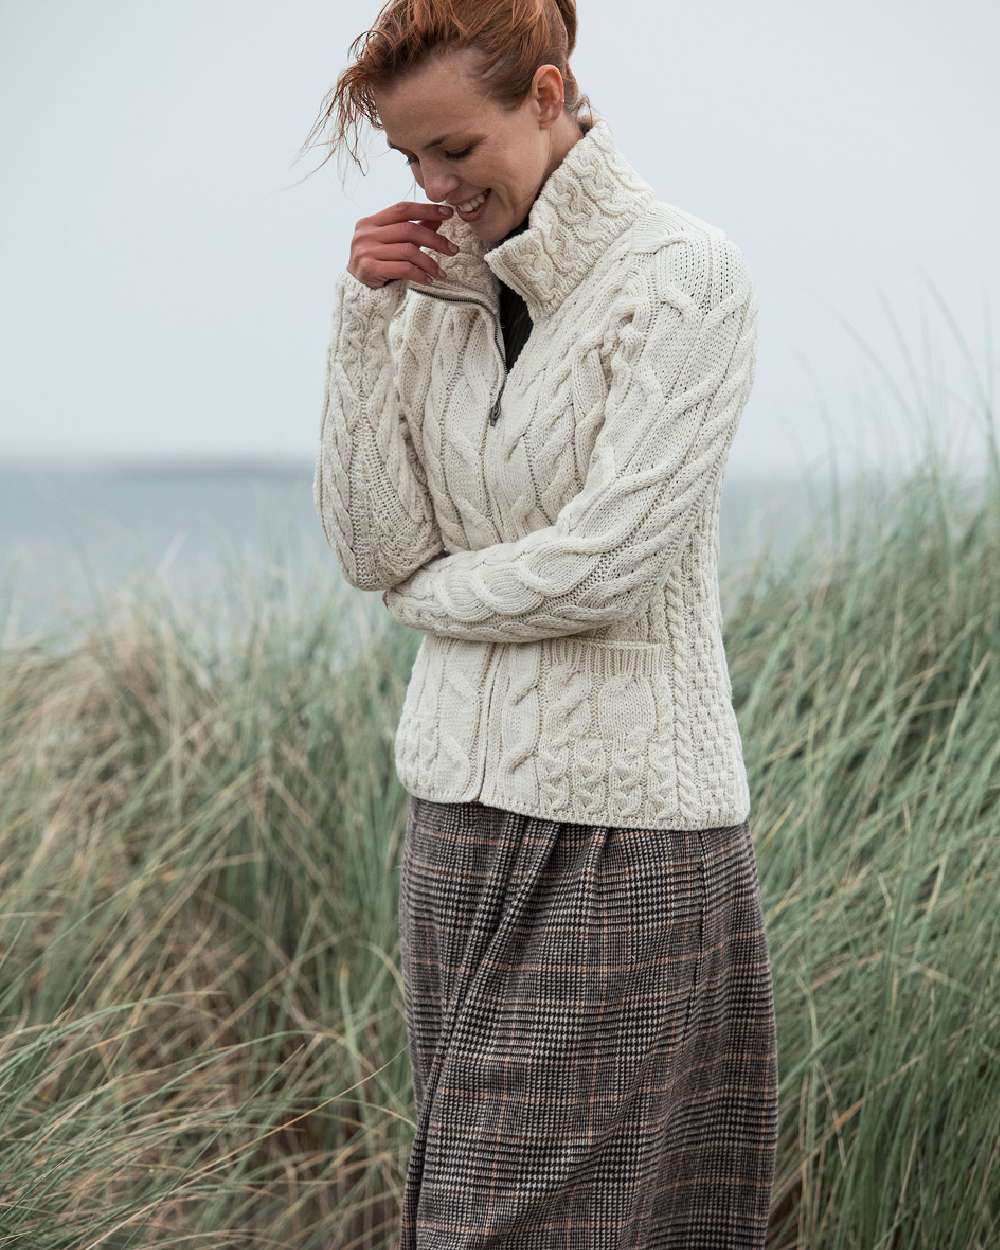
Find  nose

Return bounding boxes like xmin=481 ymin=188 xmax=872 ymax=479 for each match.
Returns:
xmin=419 ymin=169 xmax=460 ymax=204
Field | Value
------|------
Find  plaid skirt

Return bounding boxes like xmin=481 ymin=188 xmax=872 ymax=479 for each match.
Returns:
xmin=397 ymin=794 xmax=778 ymax=1249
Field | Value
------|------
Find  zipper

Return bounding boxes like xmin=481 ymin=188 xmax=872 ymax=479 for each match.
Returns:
xmin=474 ymin=644 xmax=502 ymax=798
xmin=407 ymin=281 xmax=506 ymax=797
xmin=409 ymin=283 xmax=508 ymax=425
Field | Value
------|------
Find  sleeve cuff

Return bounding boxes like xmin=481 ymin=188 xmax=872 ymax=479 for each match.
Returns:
xmin=339 ymin=268 xmax=407 ymax=314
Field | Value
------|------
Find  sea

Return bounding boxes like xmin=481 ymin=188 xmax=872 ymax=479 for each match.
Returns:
xmin=0 ymin=456 xmax=847 ymax=656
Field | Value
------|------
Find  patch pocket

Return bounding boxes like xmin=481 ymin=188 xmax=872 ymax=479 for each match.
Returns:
xmin=540 ymin=637 xmax=677 ymax=823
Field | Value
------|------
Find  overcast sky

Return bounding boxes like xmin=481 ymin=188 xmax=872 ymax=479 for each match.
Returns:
xmin=1 ymin=0 xmax=997 ymax=478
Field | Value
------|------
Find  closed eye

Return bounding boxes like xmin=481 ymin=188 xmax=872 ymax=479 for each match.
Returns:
xmin=401 ymin=144 xmax=476 ymax=165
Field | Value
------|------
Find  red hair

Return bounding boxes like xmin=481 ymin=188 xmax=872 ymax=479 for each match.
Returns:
xmin=302 ymin=0 xmax=593 ymax=177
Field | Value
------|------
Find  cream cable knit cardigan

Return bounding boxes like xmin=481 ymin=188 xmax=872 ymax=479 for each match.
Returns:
xmin=313 ymin=115 xmax=756 ymax=830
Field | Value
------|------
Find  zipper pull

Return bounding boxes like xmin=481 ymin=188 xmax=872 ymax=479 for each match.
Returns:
xmin=489 ymin=380 xmax=506 ymax=425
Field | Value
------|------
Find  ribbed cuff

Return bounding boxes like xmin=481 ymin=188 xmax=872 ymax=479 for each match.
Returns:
xmin=339 ymin=267 xmax=407 ymax=314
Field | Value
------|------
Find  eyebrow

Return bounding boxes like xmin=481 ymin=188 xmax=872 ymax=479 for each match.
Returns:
xmin=386 ymin=131 xmax=461 ymax=153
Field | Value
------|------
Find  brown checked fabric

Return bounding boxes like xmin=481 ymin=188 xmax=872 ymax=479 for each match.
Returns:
xmin=396 ymin=794 xmax=778 ymax=1248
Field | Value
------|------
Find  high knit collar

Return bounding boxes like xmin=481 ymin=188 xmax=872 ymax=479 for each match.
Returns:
xmin=404 ymin=115 xmax=659 ymax=322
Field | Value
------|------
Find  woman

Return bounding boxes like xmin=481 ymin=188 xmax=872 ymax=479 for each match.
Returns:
xmin=309 ymin=1 xmax=778 ymax=1245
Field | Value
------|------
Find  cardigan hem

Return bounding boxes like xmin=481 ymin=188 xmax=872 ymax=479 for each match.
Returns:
xmin=398 ymin=775 xmax=751 ymax=835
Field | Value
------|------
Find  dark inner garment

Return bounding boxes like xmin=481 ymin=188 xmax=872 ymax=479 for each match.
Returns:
xmin=496 ymin=212 xmax=533 ymax=371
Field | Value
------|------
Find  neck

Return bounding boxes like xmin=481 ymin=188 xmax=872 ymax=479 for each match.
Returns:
xmin=499 ymin=116 xmax=590 ymax=246
xmin=543 ymin=112 xmax=590 ymax=181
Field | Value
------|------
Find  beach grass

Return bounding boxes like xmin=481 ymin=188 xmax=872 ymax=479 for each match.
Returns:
xmin=1 ymin=430 xmax=998 ymax=1246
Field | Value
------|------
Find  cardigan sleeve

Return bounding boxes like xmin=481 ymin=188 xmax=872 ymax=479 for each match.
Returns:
xmin=312 ymin=268 xmax=446 ymax=591
xmin=381 ymin=242 xmax=757 ymax=643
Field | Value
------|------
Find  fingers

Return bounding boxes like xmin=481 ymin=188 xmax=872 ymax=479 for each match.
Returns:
xmin=352 ymin=253 xmax=442 ymax=287
xmin=369 ymin=200 xmax=455 ymax=227
xmin=349 ymin=201 xmax=459 ymax=289
xmin=368 ymin=220 xmax=460 ymax=256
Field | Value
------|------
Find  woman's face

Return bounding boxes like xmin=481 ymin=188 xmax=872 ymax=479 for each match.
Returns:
xmin=373 ymin=48 xmax=568 ymax=246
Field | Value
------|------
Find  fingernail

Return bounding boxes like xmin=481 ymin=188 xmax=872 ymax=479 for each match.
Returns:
xmin=438 ymin=205 xmax=453 ymax=214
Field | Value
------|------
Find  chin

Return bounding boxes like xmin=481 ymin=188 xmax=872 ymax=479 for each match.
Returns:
xmin=479 ymin=217 xmax=510 ymax=246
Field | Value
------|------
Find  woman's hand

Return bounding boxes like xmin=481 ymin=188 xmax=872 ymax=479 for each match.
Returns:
xmin=347 ymin=200 xmax=459 ymax=290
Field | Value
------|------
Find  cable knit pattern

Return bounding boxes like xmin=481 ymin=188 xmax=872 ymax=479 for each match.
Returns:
xmin=313 ymin=115 xmax=755 ymax=830
xmin=312 ymin=277 xmax=447 ymax=589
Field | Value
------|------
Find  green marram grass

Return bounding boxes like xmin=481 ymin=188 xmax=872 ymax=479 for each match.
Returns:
xmin=1 ymin=440 xmax=998 ymax=1245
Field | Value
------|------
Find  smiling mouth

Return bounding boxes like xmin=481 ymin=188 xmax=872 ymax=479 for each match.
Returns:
xmin=456 ymin=188 xmax=491 ymax=219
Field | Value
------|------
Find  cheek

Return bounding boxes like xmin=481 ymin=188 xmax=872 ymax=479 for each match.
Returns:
xmin=470 ymin=156 xmax=508 ymax=191
xmin=468 ymin=165 xmax=497 ymax=194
